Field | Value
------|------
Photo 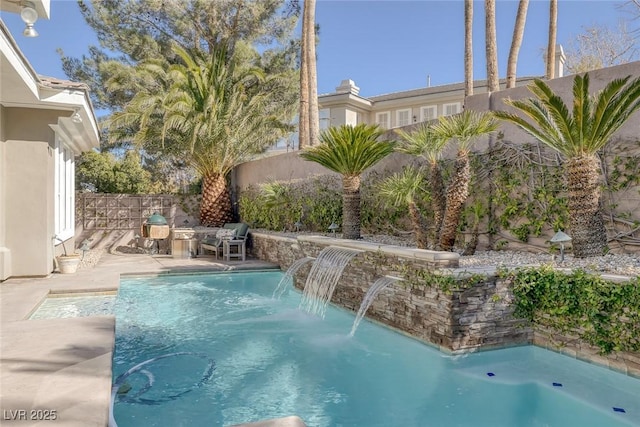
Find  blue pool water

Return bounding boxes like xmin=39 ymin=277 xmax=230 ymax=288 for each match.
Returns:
xmin=112 ymin=271 xmax=640 ymax=427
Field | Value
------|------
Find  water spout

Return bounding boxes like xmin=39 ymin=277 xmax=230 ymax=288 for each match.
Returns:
xmin=349 ymin=276 xmax=402 ymax=337
xmin=272 ymin=257 xmax=315 ymax=299
xmin=299 ymin=246 xmax=361 ymax=318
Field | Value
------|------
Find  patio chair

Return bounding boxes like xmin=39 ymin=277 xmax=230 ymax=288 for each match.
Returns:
xmin=200 ymin=222 xmax=249 ymax=260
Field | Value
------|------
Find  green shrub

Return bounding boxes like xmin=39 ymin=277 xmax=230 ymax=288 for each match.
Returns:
xmin=507 ymin=266 xmax=640 ymax=354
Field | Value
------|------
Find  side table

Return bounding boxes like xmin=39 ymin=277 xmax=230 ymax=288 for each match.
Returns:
xmin=223 ymin=239 xmax=246 ymax=261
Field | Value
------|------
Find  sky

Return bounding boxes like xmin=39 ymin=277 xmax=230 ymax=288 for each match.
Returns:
xmin=1 ymin=0 xmax=635 ymax=102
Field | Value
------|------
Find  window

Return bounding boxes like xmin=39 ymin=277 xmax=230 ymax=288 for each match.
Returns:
xmin=375 ymin=112 xmax=390 ymax=129
xmin=443 ymin=102 xmax=462 ymax=116
xmin=395 ymin=109 xmax=412 ymax=128
xmin=54 ymin=137 xmax=74 ymax=240
xmin=319 ymin=108 xmax=331 ymax=130
xmin=420 ymin=106 xmax=437 ymax=122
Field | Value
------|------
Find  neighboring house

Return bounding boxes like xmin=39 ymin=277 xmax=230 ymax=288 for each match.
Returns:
xmin=0 ymin=8 xmax=99 ymax=279
xmin=271 ymin=47 xmax=566 ymax=151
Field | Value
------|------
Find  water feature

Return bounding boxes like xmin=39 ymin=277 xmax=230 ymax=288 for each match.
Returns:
xmin=349 ymin=275 xmax=401 ymax=336
xmin=272 ymin=256 xmax=314 ymax=299
xmin=298 ymin=246 xmax=361 ymax=318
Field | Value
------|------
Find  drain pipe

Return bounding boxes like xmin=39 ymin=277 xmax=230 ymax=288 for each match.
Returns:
xmin=51 ymin=236 xmax=60 ymax=271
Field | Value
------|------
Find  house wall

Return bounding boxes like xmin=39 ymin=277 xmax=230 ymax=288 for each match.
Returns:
xmin=0 ymin=106 xmax=9 ymax=280
xmin=2 ymin=107 xmax=70 ymax=276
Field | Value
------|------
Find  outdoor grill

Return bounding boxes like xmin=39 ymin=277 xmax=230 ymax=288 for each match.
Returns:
xmin=142 ymin=212 xmax=170 ymax=253
xmin=171 ymin=227 xmax=197 ymax=259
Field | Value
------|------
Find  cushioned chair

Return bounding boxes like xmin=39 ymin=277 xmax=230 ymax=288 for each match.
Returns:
xmin=200 ymin=223 xmax=249 ymax=260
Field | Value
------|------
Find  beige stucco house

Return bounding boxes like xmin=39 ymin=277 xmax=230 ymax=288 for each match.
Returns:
xmin=0 ymin=4 xmax=99 ymax=280
xmin=272 ymin=48 xmax=566 ymax=151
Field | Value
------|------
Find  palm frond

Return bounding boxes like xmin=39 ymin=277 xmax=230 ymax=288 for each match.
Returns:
xmin=395 ymin=123 xmax=448 ymax=163
xmin=300 ymin=124 xmax=396 ymax=176
xmin=378 ymin=166 xmax=428 ymax=208
xmin=432 ymin=110 xmax=498 ymax=151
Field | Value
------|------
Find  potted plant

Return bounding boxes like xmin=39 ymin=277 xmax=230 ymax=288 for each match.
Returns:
xmin=54 ymin=236 xmax=81 ymax=274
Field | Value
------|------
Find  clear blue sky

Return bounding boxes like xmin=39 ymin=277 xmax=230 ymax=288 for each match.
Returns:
xmin=1 ymin=0 xmax=633 ymax=100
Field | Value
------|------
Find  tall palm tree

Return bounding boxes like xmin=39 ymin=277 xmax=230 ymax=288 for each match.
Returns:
xmin=546 ymin=0 xmax=558 ymax=79
xmin=485 ymin=0 xmax=500 ymax=92
xmin=432 ymin=110 xmax=498 ymax=251
xmin=494 ymin=73 xmax=640 ymax=257
xmin=299 ymin=0 xmax=318 ymax=149
xmin=305 ymin=0 xmax=320 ymax=147
xmin=108 ymin=45 xmax=294 ymax=226
xmin=396 ymin=123 xmax=449 ymax=241
xmin=379 ymin=167 xmax=430 ymax=248
xmin=506 ymin=0 xmax=529 ymax=89
xmin=464 ymin=0 xmax=474 ymax=98
xmin=299 ymin=21 xmax=310 ymax=150
xmin=300 ymin=124 xmax=395 ymax=240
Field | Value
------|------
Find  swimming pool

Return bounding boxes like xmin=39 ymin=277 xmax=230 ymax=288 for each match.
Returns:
xmin=112 ymin=271 xmax=640 ymax=427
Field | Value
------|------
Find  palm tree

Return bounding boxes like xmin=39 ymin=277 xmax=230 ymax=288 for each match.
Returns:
xmin=299 ymin=0 xmax=318 ymax=149
xmin=379 ymin=167 xmax=429 ymax=248
xmin=506 ymin=0 xmax=529 ymax=89
xmin=108 ymin=45 xmax=294 ymax=226
xmin=432 ymin=110 xmax=498 ymax=251
xmin=300 ymin=124 xmax=395 ymax=240
xmin=299 ymin=22 xmax=310 ymax=150
xmin=494 ymin=73 xmax=640 ymax=257
xmin=305 ymin=0 xmax=320 ymax=147
xmin=396 ymin=123 xmax=449 ymax=242
xmin=546 ymin=0 xmax=557 ymax=79
xmin=464 ymin=0 xmax=474 ymax=97
xmin=485 ymin=0 xmax=500 ymax=92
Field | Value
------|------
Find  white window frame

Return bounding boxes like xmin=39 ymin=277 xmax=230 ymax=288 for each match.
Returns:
xmin=375 ymin=111 xmax=390 ymax=129
xmin=395 ymin=109 xmax=412 ymax=128
xmin=443 ymin=102 xmax=462 ymax=116
xmin=54 ymin=136 xmax=75 ymax=241
xmin=420 ymin=105 xmax=437 ymax=122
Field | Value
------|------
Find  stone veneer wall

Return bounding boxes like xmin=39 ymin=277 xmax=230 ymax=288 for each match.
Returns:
xmin=250 ymin=233 xmax=531 ymax=352
xmin=249 ymin=232 xmax=640 ymax=377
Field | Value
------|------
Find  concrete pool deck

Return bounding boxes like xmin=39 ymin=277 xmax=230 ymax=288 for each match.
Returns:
xmin=0 ymin=253 xmax=280 ymax=427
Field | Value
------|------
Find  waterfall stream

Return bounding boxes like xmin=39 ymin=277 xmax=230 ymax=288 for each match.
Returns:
xmin=298 ymin=246 xmax=361 ymax=318
xmin=349 ymin=276 xmax=401 ymax=336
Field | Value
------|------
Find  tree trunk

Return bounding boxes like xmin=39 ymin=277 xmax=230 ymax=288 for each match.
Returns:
xmin=408 ymin=202 xmax=429 ymax=249
xmin=306 ymin=0 xmax=319 ymax=146
xmin=506 ymin=0 xmax=529 ymax=88
xmin=546 ymin=0 xmax=557 ymax=79
xmin=298 ymin=4 xmax=310 ymax=150
xmin=200 ymin=173 xmax=233 ymax=226
xmin=430 ymin=160 xmax=446 ymax=239
xmin=439 ymin=152 xmax=471 ymax=251
xmin=566 ymin=155 xmax=607 ymax=257
xmin=485 ymin=0 xmax=500 ymax=92
xmin=342 ymin=175 xmax=361 ymax=240
xmin=464 ymin=0 xmax=474 ymax=97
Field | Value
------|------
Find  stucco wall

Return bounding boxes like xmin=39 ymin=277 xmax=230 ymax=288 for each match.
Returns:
xmin=3 ymin=107 xmax=65 ymax=276
xmin=233 ymin=151 xmax=417 ymax=191
xmin=0 ymin=106 xmax=9 ymax=279
xmin=465 ymin=61 xmax=640 ymax=149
